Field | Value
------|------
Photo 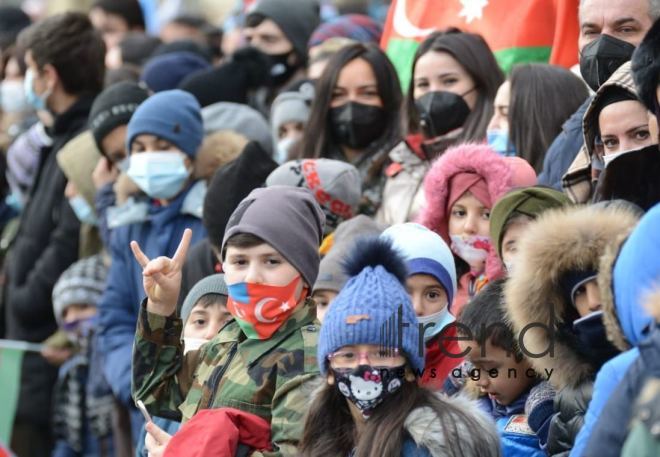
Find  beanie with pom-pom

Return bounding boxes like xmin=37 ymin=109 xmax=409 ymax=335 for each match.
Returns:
xmin=317 ymin=236 xmax=423 ymax=376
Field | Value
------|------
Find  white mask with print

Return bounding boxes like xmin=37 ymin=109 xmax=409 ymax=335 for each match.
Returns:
xmin=450 ymin=235 xmax=491 ymax=265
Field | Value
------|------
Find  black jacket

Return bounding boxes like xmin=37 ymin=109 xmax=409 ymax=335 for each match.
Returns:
xmin=4 ymin=96 xmax=93 ymax=425
xmin=177 ymin=238 xmax=218 ymax=310
xmin=547 ymin=382 xmax=593 ymax=456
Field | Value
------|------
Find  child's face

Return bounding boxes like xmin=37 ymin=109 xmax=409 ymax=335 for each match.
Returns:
xmin=458 ymin=338 xmax=534 ymax=406
xmin=501 ymin=216 xmax=533 ymax=269
xmin=223 ymin=243 xmax=306 ymax=296
xmin=312 ymin=290 xmax=338 ymax=323
xmin=405 ymin=274 xmax=448 ymax=317
xmin=327 ymin=344 xmax=407 ymax=371
xmin=573 ymin=279 xmax=602 ymax=317
xmin=62 ymin=303 xmax=97 ymax=324
xmin=183 ymin=300 xmax=232 ymax=340
xmin=448 ymin=192 xmax=491 ymax=240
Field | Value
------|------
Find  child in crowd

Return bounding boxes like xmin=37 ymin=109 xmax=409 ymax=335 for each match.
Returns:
xmin=418 ymin=143 xmax=536 ymax=312
xmin=50 ymin=255 xmax=114 ymax=456
xmin=131 ymin=186 xmax=325 ymax=456
xmin=457 ymin=280 xmax=555 ymax=456
xmin=382 ymin=223 xmax=462 ymax=389
xmin=137 ymin=273 xmax=231 ymax=455
xmin=488 ymin=186 xmax=571 ymax=272
xmin=300 ymin=236 xmax=501 ymax=457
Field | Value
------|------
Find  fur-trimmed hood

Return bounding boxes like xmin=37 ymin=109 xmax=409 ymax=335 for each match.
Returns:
xmin=403 ymin=394 xmax=500 ymax=457
xmin=505 ymin=204 xmax=640 ymax=389
xmin=601 ymin=203 xmax=660 ymax=351
xmin=418 ymin=143 xmax=527 ymax=280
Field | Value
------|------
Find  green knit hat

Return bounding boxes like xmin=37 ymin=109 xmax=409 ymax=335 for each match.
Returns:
xmin=490 ymin=187 xmax=571 ymax=258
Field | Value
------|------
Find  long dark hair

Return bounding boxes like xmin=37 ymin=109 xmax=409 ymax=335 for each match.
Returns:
xmin=509 ymin=63 xmax=589 ymax=173
xmin=299 ymin=379 xmax=493 ymax=457
xmin=299 ymin=43 xmax=403 ymax=160
xmin=405 ymin=29 xmax=504 ymax=142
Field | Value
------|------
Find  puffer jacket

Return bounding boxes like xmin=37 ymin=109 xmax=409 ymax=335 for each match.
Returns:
xmin=505 ymin=204 xmax=640 ymax=456
xmin=562 ymin=62 xmax=638 ymax=203
xmin=574 ymin=203 xmax=660 ymax=457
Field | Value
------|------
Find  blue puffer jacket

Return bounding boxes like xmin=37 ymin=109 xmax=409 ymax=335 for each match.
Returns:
xmin=537 ymin=98 xmax=591 ymax=190
xmin=572 ymin=203 xmax=660 ymax=457
xmin=97 ymin=182 xmax=206 ymax=441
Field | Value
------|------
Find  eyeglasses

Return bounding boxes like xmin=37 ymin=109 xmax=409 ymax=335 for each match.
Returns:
xmin=327 ymin=348 xmax=403 ymax=369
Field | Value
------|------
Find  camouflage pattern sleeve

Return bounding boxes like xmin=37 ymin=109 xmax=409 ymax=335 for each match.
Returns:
xmin=132 ymin=300 xmax=202 ymax=421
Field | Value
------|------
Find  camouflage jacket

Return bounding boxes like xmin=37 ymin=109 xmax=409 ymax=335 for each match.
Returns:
xmin=132 ymin=299 xmax=320 ymax=457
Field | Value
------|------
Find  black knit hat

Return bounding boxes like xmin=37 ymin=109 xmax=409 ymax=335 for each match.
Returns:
xmin=88 ymin=81 xmax=149 ymax=156
xmin=203 ymin=141 xmax=277 ymax=250
xmin=632 ymin=18 xmax=660 ymax=114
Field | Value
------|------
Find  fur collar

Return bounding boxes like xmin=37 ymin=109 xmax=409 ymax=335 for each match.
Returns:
xmin=505 ymin=204 xmax=639 ymax=389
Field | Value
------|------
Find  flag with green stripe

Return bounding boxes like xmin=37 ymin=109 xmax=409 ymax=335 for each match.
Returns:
xmin=381 ymin=0 xmax=580 ymax=89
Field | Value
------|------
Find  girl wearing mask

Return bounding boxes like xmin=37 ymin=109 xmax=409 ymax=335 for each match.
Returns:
xmin=487 ymin=63 xmax=589 ymax=172
xmin=377 ymin=29 xmax=503 ymax=225
xmin=299 ymin=236 xmax=500 ymax=457
xmin=418 ymin=143 xmax=536 ymax=313
xmin=299 ymin=42 xmax=402 ymax=216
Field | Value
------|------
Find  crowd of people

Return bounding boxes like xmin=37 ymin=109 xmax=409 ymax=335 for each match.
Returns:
xmin=0 ymin=0 xmax=659 ymax=456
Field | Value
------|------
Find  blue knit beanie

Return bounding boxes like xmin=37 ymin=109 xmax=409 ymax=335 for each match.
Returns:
xmin=381 ymin=223 xmax=457 ymax=306
xmin=141 ymin=51 xmax=211 ymax=93
xmin=126 ymin=89 xmax=203 ymax=157
xmin=318 ymin=237 xmax=423 ymax=376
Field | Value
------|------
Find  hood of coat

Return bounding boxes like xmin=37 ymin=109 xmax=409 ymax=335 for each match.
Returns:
xmin=56 ymin=130 xmax=102 ymax=207
xmin=505 ymin=204 xmax=640 ymax=389
xmin=603 ymin=203 xmax=660 ymax=350
xmin=582 ymin=61 xmax=639 ymax=158
xmin=403 ymin=394 xmax=500 ymax=457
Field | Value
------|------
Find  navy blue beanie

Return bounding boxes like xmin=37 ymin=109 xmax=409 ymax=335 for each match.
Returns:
xmin=141 ymin=51 xmax=211 ymax=93
xmin=317 ymin=236 xmax=424 ymax=376
xmin=126 ymin=89 xmax=203 ymax=157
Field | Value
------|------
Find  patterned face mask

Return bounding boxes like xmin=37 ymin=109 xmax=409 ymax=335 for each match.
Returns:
xmin=450 ymin=235 xmax=491 ymax=267
xmin=226 ymin=275 xmax=303 ymax=339
xmin=331 ymin=364 xmax=406 ymax=419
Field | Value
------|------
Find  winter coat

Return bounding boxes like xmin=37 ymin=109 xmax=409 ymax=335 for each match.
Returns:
xmin=562 ymin=62 xmax=638 ymax=203
xmin=622 ymin=377 xmax=660 ymax=457
xmin=505 ymin=204 xmax=640 ymax=455
xmin=4 ymin=96 xmax=93 ymax=425
xmin=133 ymin=300 xmax=320 ymax=457
xmin=538 ymin=98 xmax=591 ymax=190
xmin=478 ymin=392 xmax=545 ymax=457
xmin=97 ymin=182 xmax=206 ymax=410
xmin=376 ymin=138 xmax=428 ymax=226
xmin=421 ymin=323 xmax=463 ymax=390
xmin=575 ymin=205 xmax=660 ymax=457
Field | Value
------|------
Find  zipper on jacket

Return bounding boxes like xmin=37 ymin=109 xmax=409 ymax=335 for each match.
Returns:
xmin=205 ymin=342 xmax=238 ymax=408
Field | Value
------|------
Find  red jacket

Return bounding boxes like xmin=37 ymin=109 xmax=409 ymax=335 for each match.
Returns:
xmin=421 ymin=323 xmax=464 ymax=390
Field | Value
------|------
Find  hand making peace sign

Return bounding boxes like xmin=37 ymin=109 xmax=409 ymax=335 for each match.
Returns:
xmin=130 ymin=228 xmax=192 ymax=317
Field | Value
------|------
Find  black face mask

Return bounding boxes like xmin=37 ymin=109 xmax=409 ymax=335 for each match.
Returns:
xmin=330 ymin=101 xmax=387 ymax=150
xmin=579 ymin=35 xmax=636 ymax=92
xmin=268 ymin=50 xmax=301 ymax=87
xmin=572 ymin=311 xmax=620 ymax=370
xmin=332 ymin=365 xmax=406 ymax=419
xmin=415 ymin=90 xmax=472 ymax=138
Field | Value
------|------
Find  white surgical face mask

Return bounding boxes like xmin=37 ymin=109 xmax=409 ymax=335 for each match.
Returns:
xmin=1 ymin=80 xmax=30 ymax=113
xmin=183 ymin=337 xmax=207 ymax=354
xmin=126 ymin=151 xmax=191 ymax=200
xmin=417 ymin=307 xmax=455 ymax=342
xmin=274 ymin=137 xmax=296 ymax=164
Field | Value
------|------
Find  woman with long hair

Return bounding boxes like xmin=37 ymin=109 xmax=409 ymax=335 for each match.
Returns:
xmin=299 ymin=237 xmax=501 ymax=457
xmin=298 ymin=42 xmax=402 ymax=216
xmin=377 ymin=29 xmax=504 ymax=225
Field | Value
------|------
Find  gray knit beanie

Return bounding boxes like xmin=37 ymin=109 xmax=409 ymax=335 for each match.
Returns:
xmin=180 ymin=274 xmax=229 ymax=324
xmin=52 ymin=255 xmax=108 ymax=325
xmin=222 ymin=186 xmax=325 ymax=288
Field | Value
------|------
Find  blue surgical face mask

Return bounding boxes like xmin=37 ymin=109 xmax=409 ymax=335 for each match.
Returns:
xmin=417 ymin=306 xmax=455 ymax=342
xmin=68 ymin=195 xmax=98 ymax=225
xmin=126 ymin=151 xmax=191 ymax=200
xmin=487 ymin=129 xmax=516 ymax=156
xmin=23 ymin=68 xmax=50 ymax=111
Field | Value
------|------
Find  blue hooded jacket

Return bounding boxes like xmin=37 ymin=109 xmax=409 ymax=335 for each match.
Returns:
xmin=571 ymin=202 xmax=660 ymax=456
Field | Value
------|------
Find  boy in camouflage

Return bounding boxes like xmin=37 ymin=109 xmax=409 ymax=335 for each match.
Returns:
xmin=131 ymin=186 xmax=325 ymax=456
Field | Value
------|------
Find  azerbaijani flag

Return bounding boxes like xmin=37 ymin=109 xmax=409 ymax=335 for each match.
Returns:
xmin=381 ymin=0 xmax=580 ymax=88
xmin=0 ymin=340 xmax=43 ymax=445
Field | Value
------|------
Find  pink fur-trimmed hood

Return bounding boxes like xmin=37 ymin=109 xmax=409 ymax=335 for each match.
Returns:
xmin=418 ymin=143 xmax=518 ymax=280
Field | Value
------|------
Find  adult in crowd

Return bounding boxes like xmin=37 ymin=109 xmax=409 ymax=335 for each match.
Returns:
xmin=487 ymin=63 xmax=589 ymax=172
xmin=4 ymin=13 xmax=105 ymax=457
xmin=377 ymin=29 xmax=503 ymax=225
xmin=299 ymin=42 xmax=402 ymax=216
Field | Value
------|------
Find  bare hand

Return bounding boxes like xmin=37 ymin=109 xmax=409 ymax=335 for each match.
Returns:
xmin=92 ymin=157 xmax=120 ymax=190
xmin=144 ymin=421 xmax=172 ymax=457
xmin=131 ymin=229 xmax=192 ymax=316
